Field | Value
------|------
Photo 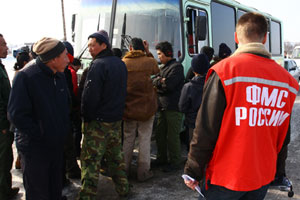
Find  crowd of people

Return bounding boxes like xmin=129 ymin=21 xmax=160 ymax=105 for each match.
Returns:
xmin=0 ymin=12 xmax=298 ymax=200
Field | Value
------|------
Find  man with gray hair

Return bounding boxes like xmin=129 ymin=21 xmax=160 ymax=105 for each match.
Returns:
xmin=0 ymin=33 xmax=19 ymax=200
xmin=8 ymin=37 xmax=70 ymax=200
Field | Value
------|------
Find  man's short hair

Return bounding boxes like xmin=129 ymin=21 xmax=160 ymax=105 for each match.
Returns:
xmin=0 ymin=34 xmax=3 ymax=37
xmin=130 ymin=38 xmax=145 ymax=51
xmin=155 ymin=41 xmax=173 ymax=58
xmin=236 ymin=12 xmax=268 ymax=42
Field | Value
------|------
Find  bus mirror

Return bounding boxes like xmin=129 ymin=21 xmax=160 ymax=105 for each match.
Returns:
xmin=195 ymin=15 xmax=206 ymax=41
xmin=71 ymin=14 xmax=76 ymax=42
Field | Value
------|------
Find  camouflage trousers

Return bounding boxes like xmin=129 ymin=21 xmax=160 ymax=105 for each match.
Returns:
xmin=78 ymin=120 xmax=129 ymax=200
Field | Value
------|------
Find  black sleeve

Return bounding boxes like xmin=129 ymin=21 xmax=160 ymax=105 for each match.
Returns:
xmin=184 ymin=71 xmax=226 ymax=181
xmin=7 ymin=72 xmax=41 ymax=138
xmin=81 ymin=63 xmax=105 ymax=122
xmin=178 ymin=84 xmax=191 ymax=113
xmin=161 ymin=64 xmax=184 ymax=93
xmin=185 ymin=66 xmax=194 ymax=83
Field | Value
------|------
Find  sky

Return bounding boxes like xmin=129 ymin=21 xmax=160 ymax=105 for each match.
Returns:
xmin=237 ymin=0 xmax=300 ymax=43
xmin=1 ymin=0 xmax=300 ymax=46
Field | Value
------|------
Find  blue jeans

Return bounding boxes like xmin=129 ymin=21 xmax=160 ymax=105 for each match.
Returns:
xmin=199 ymin=181 xmax=269 ymax=200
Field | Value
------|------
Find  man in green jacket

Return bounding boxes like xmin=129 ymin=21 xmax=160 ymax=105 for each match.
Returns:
xmin=0 ymin=33 xmax=19 ymax=199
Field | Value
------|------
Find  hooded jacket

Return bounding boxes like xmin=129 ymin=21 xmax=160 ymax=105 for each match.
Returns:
xmin=122 ymin=50 xmax=159 ymax=121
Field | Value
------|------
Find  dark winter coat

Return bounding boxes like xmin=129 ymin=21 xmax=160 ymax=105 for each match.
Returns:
xmin=178 ymin=75 xmax=205 ymax=128
xmin=152 ymin=59 xmax=184 ymax=111
xmin=0 ymin=61 xmax=11 ymax=132
xmin=7 ymin=58 xmax=70 ymax=154
xmin=81 ymin=48 xmax=127 ymax=122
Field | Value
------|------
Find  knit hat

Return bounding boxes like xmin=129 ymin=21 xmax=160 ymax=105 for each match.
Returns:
xmin=33 ymin=37 xmax=65 ymax=62
xmin=62 ymin=41 xmax=74 ymax=56
xmin=63 ymin=41 xmax=74 ymax=63
xmin=191 ymin=54 xmax=209 ymax=75
xmin=218 ymin=43 xmax=232 ymax=59
xmin=88 ymin=30 xmax=110 ymax=48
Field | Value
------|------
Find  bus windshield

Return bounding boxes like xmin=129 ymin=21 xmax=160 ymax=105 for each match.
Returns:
xmin=113 ymin=0 xmax=182 ymax=60
xmin=76 ymin=0 xmax=112 ymax=59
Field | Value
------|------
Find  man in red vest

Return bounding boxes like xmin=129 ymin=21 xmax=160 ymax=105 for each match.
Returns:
xmin=184 ymin=12 xmax=299 ymax=200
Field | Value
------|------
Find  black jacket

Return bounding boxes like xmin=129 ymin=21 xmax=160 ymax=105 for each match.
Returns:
xmin=8 ymin=58 xmax=70 ymax=154
xmin=152 ymin=59 xmax=184 ymax=111
xmin=0 ymin=61 xmax=11 ymax=132
xmin=81 ymin=49 xmax=127 ymax=122
xmin=178 ymin=75 xmax=205 ymax=128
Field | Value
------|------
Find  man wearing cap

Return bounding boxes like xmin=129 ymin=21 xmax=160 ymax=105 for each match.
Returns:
xmin=8 ymin=37 xmax=70 ymax=199
xmin=0 ymin=34 xmax=19 ymax=200
xmin=79 ymin=30 xmax=129 ymax=199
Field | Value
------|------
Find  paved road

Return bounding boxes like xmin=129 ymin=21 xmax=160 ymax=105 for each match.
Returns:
xmin=11 ymin=95 xmax=300 ymax=200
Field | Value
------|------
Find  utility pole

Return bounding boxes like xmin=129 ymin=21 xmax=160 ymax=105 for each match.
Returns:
xmin=61 ymin=0 xmax=67 ymax=41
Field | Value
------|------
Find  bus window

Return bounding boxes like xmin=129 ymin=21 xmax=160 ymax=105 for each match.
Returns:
xmin=211 ymin=2 xmax=236 ymax=55
xmin=186 ymin=7 xmax=208 ymax=55
xmin=113 ymin=0 xmax=182 ymax=60
xmin=237 ymin=9 xmax=246 ymax=21
xmin=270 ymin=20 xmax=281 ymax=55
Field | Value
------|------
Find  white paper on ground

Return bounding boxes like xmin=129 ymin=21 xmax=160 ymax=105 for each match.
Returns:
xmin=182 ymin=174 xmax=204 ymax=197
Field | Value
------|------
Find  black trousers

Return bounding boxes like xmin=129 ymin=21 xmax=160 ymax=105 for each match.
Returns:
xmin=276 ymin=124 xmax=291 ymax=177
xmin=20 ymin=150 xmax=63 ymax=200
xmin=0 ymin=131 xmax=14 ymax=199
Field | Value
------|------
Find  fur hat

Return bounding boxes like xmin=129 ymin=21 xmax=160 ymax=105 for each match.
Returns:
xmin=33 ymin=37 xmax=65 ymax=62
xmin=218 ymin=43 xmax=232 ymax=59
xmin=191 ymin=54 xmax=209 ymax=75
xmin=88 ymin=30 xmax=110 ymax=48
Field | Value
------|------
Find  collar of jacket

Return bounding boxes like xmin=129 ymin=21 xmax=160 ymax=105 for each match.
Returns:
xmin=191 ymin=74 xmax=205 ymax=83
xmin=123 ymin=50 xmax=145 ymax=59
xmin=94 ymin=48 xmax=114 ymax=60
xmin=36 ymin=57 xmax=58 ymax=77
xmin=161 ymin=58 xmax=176 ymax=69
xmin=231 ymin=43 xmax=271 ymax=58
xmin=0 ymin=60 xmax=4 ymax=69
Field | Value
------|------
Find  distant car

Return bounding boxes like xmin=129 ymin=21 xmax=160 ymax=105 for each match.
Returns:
xmin=284 ymin=59 xmax=300 ymax=83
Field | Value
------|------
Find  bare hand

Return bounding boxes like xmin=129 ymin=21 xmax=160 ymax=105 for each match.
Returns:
xmin=184 ymin=179 xmax=199 ymax=191
xmin=1 ymin=129 xmax=7 ymax=134
xmin=143 ymin=40 xmax=150 ymax=52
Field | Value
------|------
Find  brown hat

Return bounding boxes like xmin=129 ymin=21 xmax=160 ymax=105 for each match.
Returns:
xmin=33 ymin=37 xmax=65 ymax=62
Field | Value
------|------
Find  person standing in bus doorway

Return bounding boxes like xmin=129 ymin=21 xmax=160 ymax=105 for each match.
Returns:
xmin=79 ymin=30 xmax=130 ymax=199
xmin=183 ymin=12 xmax=299 ymax=200
xmin=152 ymin=41 xmax=185 ymax=172
xmin=185 ymin=46 xmax=214 ymax=82
xmin=122 ymin=38 xmax=159 ymax=182
xmin=178 ymin=54 xmax=210 ymax=149
xmin=210 ymin=43 xmax=232 ymax=66
xmin=8 ymin=37 xmax=70 ymax=200
xmin=0 ymin=34 xmax=19 ymax=200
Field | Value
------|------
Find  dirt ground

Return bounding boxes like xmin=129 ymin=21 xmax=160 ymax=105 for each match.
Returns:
xmin=11 ymin=94 xmax=300 ymax=200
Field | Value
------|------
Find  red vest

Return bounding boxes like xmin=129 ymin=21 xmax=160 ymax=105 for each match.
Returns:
xmin=205 ymin=53 xmax=299 ymax=191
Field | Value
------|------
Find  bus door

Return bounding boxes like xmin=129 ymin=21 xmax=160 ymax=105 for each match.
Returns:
xmin=184 ymin=2 xmax=209 ymax=73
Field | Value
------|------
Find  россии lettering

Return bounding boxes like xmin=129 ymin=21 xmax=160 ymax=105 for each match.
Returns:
xmin=235 ymin=85 xmax=290 ymax=127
